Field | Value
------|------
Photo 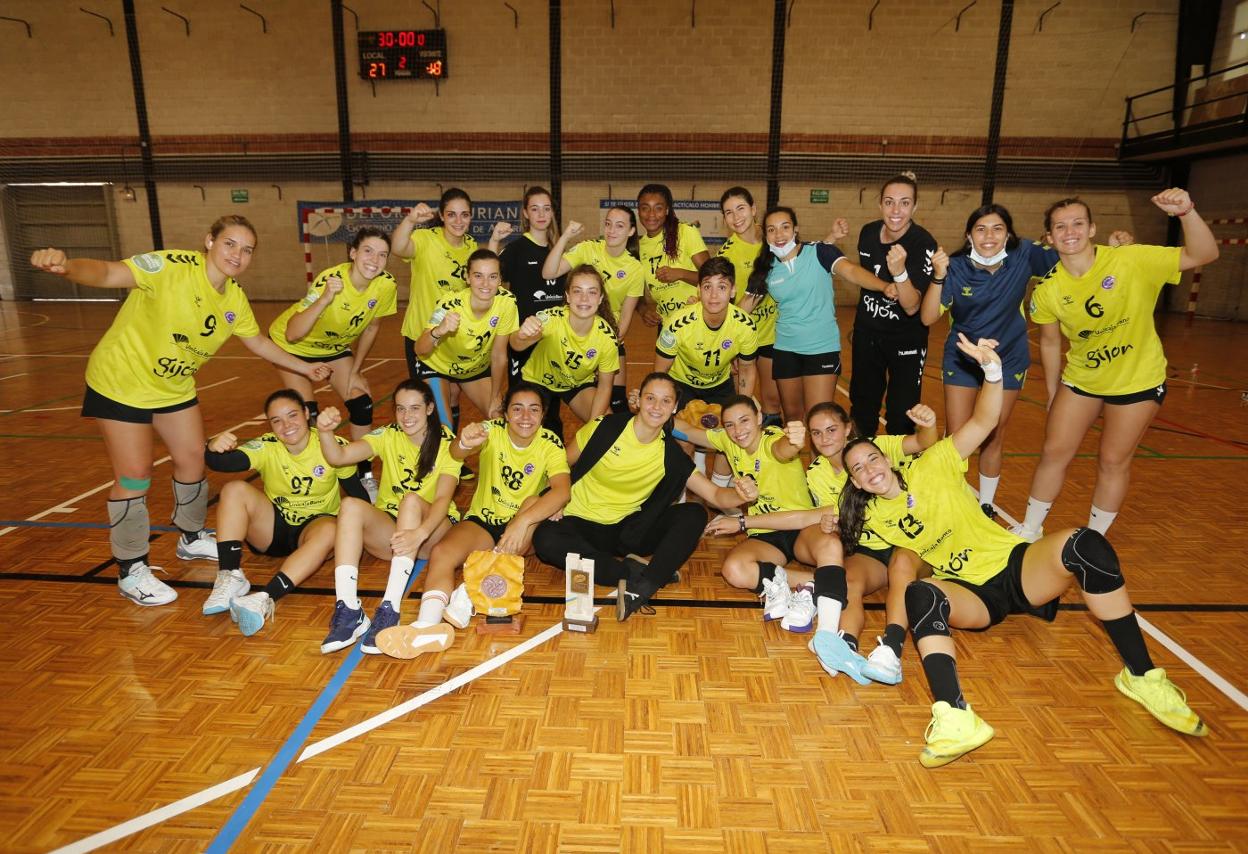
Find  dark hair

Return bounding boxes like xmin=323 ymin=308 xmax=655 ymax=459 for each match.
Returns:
xmin=350 ymin=226 xmax=389 ymax=251
xmin=392 ymin=378 xmax=443 ymax=483
xmin=698 ymin=255 xmax=735 ymax=285
xmin=521 ymin=186 xmax=560 ymax=242
xmin=607 ymin=205 xmax=640 ymax=258
xmin=264 ymin=388 xmax=305 ymax=413
xmin=433 ymin=187 xmax=472 ymax=227
xmin=806 ymin=401 xmax=852 ymax=429
xmin=504 ymin=380 xmax=548 ymax=414
xmin=837 ymin=437 xmax=906 ymax=555
xmin=879 ymin=171 xmax=919 ymax=203
xmin=721 ymin=394 xmax=760 ymax=418
xmin=639 ymin=371 xmax=679 ymax=397
xmin=720 ymin=186 xmax=754 ymax=209
xmin=466 ymin=248 xmax=500 ymax=273
xmin=747 ymin=206 xmax=800 ymax=298
xmin=209 ymin=214 xmax=257 ymax=246
xmin=638 ymin=183 xmax=681 ymax=259
xmin=953 ymin=203 xmax=1020 ymax=257
xmin=566 ymin=264 xmax=618 ymax=334
xmin=1043 ymin=197 xmax=1093 ymax=233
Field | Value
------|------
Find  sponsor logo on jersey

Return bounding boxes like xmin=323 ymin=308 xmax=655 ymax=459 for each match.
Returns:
xmin=131 ymin=252 xmax=165 ymax=273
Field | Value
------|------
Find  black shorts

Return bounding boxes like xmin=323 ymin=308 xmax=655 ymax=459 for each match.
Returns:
xmin=248 ymin=504 xmax=331 ymax=558
xmin=1066 ymin=381 xmax=1167 ymax=406
xmin=298 ymin=349 xmax=353 ymax=364
xmin=673 ymin=376 xmax=737 ymax=409
xmin=404 ymin=337 xmax=489 ymax=385
xmin=944 ymin=542 xmax=1059 ymax=629
xmin=82 ymin=385 xmax=198 ymax=424
xmin=755 ymin=344 xmax=774 ymax=360
xmin=771 ymin=349 xmax=841 ymax=381
xmin=545 ymin=382 xmax=596 ymax=407
xmin=749 ymin=528 xmax=802 ymax=564
xmin=853 ymin=543 xmax=895 ymax=567
xmin=463 ymin=514 xmax=507 ymax=544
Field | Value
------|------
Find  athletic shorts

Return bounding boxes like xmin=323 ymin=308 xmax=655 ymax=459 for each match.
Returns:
xmin=673 ymin=376 xmax=737 ymax=409
xmin=749 ymin=528 xmax=802 ymax=564
xmin=771 ymin=349 xmax=841 ymax=381
xmin=248 ymin=504 xmax=331 ymax=558
xmin=404 ymin=337 xmax=488 ymax=384
xmin=297 ymin=349 xmax=353 ymax=364
xmin=463 ymin=514 xmax=507 ymax=544
xmin=754 ymin=343 xmax=774 ymax=360
xmin=944 ymin=542 xmax=1059 ymax=628
xmin=853 ymin=543 xmax=895 ymax=567
xmin=82 ymin=385 xmax=198 ymax=424
xmin=1066 ymin=381 xmax=1167 ymax=406
xmin=942 ymin=347 xmax=1027 ymax=391
xmin=543 ymin=381 xmax=596 ymax=407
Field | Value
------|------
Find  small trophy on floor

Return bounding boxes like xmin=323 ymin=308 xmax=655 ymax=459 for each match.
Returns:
xmin=562 ymin=553 xmax=598 ymax=633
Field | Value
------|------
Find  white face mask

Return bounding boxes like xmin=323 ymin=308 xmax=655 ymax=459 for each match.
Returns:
xmin=770 ymin=239 xmax=797 ymax=258
xmin=970 ymin=246 xmax=1008 ymax=266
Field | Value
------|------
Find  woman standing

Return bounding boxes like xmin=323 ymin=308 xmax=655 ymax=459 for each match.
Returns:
xmin=499 ymin=187 xmax=566 ymax=383
xmin=637 ymin=184 xmax=710 ymax=323
xmin=30 ymin=217 xmax=330 ymax=606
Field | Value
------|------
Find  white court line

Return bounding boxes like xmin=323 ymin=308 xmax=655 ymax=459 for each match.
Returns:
xmin=0 ymin=372 xmax=27 ymax=381
xmin=196 ymin=377 xmax=239 ymax=392
xmin=0 ymin=405 xmax=80 ymax=413
xmin=51 ymin=622 xmax=564 ymax=854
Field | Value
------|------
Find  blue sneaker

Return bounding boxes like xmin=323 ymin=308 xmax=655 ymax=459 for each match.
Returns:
xmin=321 ymin=601 xmax=370 ymax=654
xmin=810 ymin=630 xmax=870 ymax=685
xmin=360 ymin=602 xmax=401 ymax=655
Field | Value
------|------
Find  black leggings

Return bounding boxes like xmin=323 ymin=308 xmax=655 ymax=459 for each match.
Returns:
xmin=533 ymin=503 xmax=707 ymax=588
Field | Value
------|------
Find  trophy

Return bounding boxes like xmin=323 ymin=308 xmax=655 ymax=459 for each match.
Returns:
xmin=562 ymin=553 xmax=598 ymax=633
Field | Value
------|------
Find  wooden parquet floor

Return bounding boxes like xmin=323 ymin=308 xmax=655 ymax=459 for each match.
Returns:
xmin=1 ymin=301 xmax=1246 ymax=852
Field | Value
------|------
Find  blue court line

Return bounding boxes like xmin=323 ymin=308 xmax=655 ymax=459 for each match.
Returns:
xmin=0 ymin=520 xmax=180 ymax=531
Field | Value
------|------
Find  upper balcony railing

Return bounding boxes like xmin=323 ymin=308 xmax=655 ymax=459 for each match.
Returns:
xmin=1121 ymin=61 xmax=1248 ymax=160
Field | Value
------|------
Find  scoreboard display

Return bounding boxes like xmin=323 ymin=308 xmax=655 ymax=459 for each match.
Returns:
xmin=357 ymin=29 xmax=448 ymax=80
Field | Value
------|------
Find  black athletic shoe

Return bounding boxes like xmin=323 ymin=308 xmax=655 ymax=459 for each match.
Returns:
xmin=616 ymin=570 xmax=659 ymax=622
xmin=980 ymin=502 xmax=997 ymax=520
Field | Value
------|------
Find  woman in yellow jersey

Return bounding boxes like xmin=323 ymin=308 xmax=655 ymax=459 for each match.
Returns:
xmin=543 ymin=207 xmax=644 ymax=412
xmin=269 ymin=226 xmax=398 ymax=495
xmin=718 ymin=187 xmax=782 ymax=425
xmin=838 ymin=334 xmax=1206 ymax=768
xmin=1015 ymin=189 xmax=1219 ymax=541
xmin=413 ymin=249 xmax=518 ymax=422
xmin=533 ymin=372 xmax=758 ymax=622
xmin=30 ymin=216 xmax=330 ymax=607
xmin=378 ymin=384 xmax=571 ymax=653
xmin=312 ymin=379 xmax=461 ymax=654
xmin=637 ymin=184 xmax=710 ymax=324
xmin=202 ymin=389 xmax=365 ymax=637
xmin=510 ymin=266 xmax=620 ymax=437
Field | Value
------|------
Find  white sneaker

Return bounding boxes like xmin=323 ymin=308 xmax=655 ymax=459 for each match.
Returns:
xmin=118 ymin=563 xmax=177 ymax=606
xmin=862 ymin=639 xmax=903 ymax=685
xmin=230 ymin=591 xmax=274 ymax=637
xmin=759 ymin=566 xmax=791 ymax=622
xmin=1009 ymin=523 xmax=1043 ymax=543
xmin=443 ymin=583 xmax=475 ymax=629
xmin=203 ymin=569 xmax=250 ymax=615
xmin=780 ymin=584 xmax=816 ymax=633
xmin=361 ymin=473 xmax=380 ymax=505
xmin=176 ymin=529 xmax=218 ymax=561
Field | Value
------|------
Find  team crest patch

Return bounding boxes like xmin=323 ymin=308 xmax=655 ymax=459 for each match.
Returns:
xmin=224 ymin=311 xmax=237 ymax=324
xmin=1101 ymin=276 xmax=1116 ymax=290
xmin=312 ymin=465 xmax=326 ymax=477
xmin=753 ymin=459 xmax=761 ymax=473
xmin=242 ymin=439 xmax=262 ymax=450
xmin=368 ymin=298 xmax=377 ymax=308
xmin=616 ymin=270 xmax=626 ymax=278
xmin=586 ymin=348 xmax=597 ymax=359
xmin=489 ymin=316 xmax=499 ymax=327
xmin=131 ymin=252 xmax=165 ymax=273
xmin=523 ymin=463 xmax=535 ymax=476
xmin=721 ymin=339 xmax=733 ymax=350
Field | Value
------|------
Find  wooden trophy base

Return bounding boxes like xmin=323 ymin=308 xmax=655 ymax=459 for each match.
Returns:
xmin=561 ymin=615 xmax=599 ymax=634
xmin=476 ymin=614 xmax=525 ymax=635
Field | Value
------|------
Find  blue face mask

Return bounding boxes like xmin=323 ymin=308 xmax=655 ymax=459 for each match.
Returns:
xmin=770 ymin=239 xmax=797 ymax=258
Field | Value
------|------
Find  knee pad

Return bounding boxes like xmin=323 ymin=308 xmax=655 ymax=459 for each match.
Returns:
xmin=610 ymin=387 xmax=628 ymax=414
xmin=108 ymin=495 xmax=151 ymax=561
xmin=345 ymin=393 xmax=373 ymax=427
xmin=905 ymin=581 xmax=952 ymax=641
xmin=814 ymin=564 xmax=847 ymax=606
xmin=1061 ymin=527 xmax=1124 ymax=595
xmin=761 ymin=412 xmax=782 ymax=429
xmin=171 ymin=478 xmax=208 ymax=532
xmin=305 ymin=399 xmax=320 ymax=424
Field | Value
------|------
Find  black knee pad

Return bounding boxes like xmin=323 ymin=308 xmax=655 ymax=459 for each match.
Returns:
xmin=1061 ymin=527 xmax=1124 ymax=595
xmin=814 ymin=564 xmax=847 ymax=606
xmin=305 ymin=399 xmax=320 ymax=424
xmin=345 ymin=393 xmax=373 ymax=427
xmin=610 ymin=387 xmax=628 ymax=414
xmin=905 ymin=581 xmax=952 ymax=641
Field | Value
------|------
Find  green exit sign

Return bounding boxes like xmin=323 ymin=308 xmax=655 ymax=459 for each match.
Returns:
xmin=810 ymin=189 xmax=829 ymax=204
xmin=231 ymin=189 xmax=249 ymax=203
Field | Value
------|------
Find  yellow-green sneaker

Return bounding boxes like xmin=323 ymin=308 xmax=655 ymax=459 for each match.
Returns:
xmin=1114 ymin=667 xmax=1208 ymax=737
xmin=920 ymin=701 xmax=995 ymax=768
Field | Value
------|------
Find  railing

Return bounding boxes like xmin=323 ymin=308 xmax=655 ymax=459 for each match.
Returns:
xmin=1121 ymin=60 xmax=1248 ymax=158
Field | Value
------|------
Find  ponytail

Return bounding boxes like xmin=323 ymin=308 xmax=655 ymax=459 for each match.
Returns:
xmin=836 ymin=436 xmax=905 ymax=555
xmin=639 ymin=183 xmax=681 ymax=259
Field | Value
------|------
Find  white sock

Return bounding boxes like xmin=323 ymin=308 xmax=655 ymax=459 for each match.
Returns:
xmin=1022 ymin=497 xmax=1052 ymax=533
xmin=1087 ymin=505 xmax=1118 ymax=534
xmin=711 ymin=471 xmax=732 ymax=488
xmin=414 ymin=590 xmax=448 ymax=627
xmin=334 ymin=564 xmax=361 ymax=610
xmin=816 ymin=595 xmax=842 ymax=634
xmin=978 ymin=474 xmax=1000 ymax=507
xmin=383 ymin=555 xmax=416 ymax=609
xmin=694 ymin=451 xmax=707 ymax=476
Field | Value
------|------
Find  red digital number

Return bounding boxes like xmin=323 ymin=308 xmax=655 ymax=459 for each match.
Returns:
xmin=398 ymin=30 xmax=414 ymax=47
xmin=425 ymin=60 xmax=442 ymax=77
xmin=379 ymin=31 xmax=394 ymax=47
xmin=399 ymin=55 xmax=407 ymax=69
xmin=417 ymin=32 xmax=426 ymax=46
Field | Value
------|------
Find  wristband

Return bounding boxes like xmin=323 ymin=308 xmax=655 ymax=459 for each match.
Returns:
xmin=739 ymin=515 xmax=747 ymax=533
xmin=457 ymin=438 xmax=471 ymax=451
xmin=931 ymin=277 xmax=946 ymax=286
xmin=1177 ymin=204 xmax=1194 ymax=217
xmin=981 ymin=361 xmax=1003 ymax=384
xmin=892 ymin=270 xmax=909 ymax=283
xmin=430 ymin=330 xmax=442 ymax=343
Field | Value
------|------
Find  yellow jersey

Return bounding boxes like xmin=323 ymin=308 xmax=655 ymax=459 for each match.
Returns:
xmin=717 ymin=232 xmax=775 ymax=347
xmin=239 ymin=433 xmax=356 ymax=525
xmin=562 ymin=238 xmax=646 ymax=317
xmin=656 ymin=303 xmax=757 ymax=388
xmin=639 ymin=222 xmax=708 ymax=320
xmin=362 ymin=423 xmax=460 ymax=519
xmin=1029 ymin=244 xmax=1182 ymax=395
xmin=705 ymin=426 xmax=811 ymax=532
xmin=862 ymin=438 xmax=1020 ymax=585
xmin=85 ymin=250 xmax=260 ymax=409
xmin=420 ymin=289 xmax=520 ymax=378
xmin=564 ymin=416 xmax=666 ymax=524
xmin=807 ymin=434 xmax=909 ymax=552
xmin=520 ymin=306 xmax=621 ymax=392
xmin=466 ymin=420 xmax=570 ymax=527
xmin=269 ymin=262 xmax=397 ymax=358
xmin=399 ymin=227 xmax=478 ymax=340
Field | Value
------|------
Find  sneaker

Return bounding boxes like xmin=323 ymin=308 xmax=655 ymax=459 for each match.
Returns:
xmin=203 ymin=569 xmax=250 ymax=615
xmin=459 ymin=463 xmax=476 ymax=482
xmin=780 ymin=584 xmax=816 ymax=633
xmin=1009 ymin=523 xmax=1042 ymax=543
xmin=374 ymin=622 xmax=455 ymax=659
xmin=810 ymin=630 xmax=870 ymax=685
xmin=320 ymin=601 xmax=371 ymax=654
xmin=230 ymin=591 xmax=274 ymax=637
xmin=361 ymin=473 xmax=380 ymax=505
xmin=616 ymin=574 xmax=659 ymax=622
xmin=176 ymin=529 xmax=218 ymax=561
xmin=118 ymin=563 xmax=177 ymax=606
xmin=443 ymin=583 xmax=475 ymax=629
xmin=1114 ymin=667 xmax=1209 ymax=737
xmin=980 ymin=503 xmax=997 ymax=520
xmin=759 ymin=566 xmax=791 ymax=622
xmin=361 ymin=601 xmax=401 ymax=654
xmin=920 ymin=701 xmax=995 ymax=768
xmin=862 ymin=639 xmax=904 ymax=685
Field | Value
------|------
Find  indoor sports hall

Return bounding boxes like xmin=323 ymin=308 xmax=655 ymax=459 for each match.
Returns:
xmin=1 ymin=1 xmax=1246 ymax=851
